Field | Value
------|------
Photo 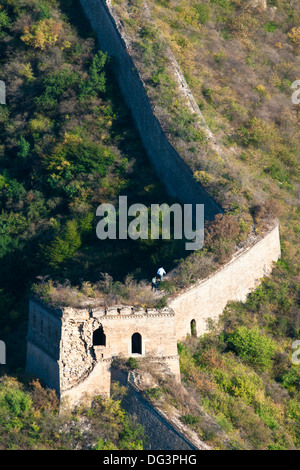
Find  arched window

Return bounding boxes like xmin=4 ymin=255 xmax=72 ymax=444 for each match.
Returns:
xmin=131 ymin=332 xmax=142 ymax=355
xmin=190 ymin=319 xmax=197 ymax=337
xmin=93 ymin=326 xmax=106 ymax=346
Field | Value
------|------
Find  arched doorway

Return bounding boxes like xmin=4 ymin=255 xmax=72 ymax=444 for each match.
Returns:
xmin=131 ymin=332 xmax=142 ymax=354
xmin=190 ymin=319 xmax=197 ymax=337
xmin=93 ymin=325 xmax=106 ymax=346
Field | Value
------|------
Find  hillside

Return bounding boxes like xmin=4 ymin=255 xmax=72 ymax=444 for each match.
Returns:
xmin=111 ymin=0 xmax=299 ymax=214
xmin=106 ymin=0 xmax=300 ymax=449
xmin=0 ymin=375 xmax=144 ymax=450
xmin=0 ymin=0 xmax=299 ymax=451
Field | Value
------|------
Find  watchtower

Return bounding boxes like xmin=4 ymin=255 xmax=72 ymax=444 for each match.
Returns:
xmin=26 ymin=298 xmax=180 ymax=406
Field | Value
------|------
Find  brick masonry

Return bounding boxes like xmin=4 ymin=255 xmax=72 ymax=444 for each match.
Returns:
xmin=169 ymin=223 xmax=281 ymax=339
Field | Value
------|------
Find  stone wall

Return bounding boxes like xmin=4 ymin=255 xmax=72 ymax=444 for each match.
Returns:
xmin=26 ymin=300 xmax=62 ymax=393
xmin=169 ymin=223 xmax=281 ymax=340
xmin=79 ymin=0 xmax=222 ymax=220
xmin=26 ymin=302 xmax=181 ymax=406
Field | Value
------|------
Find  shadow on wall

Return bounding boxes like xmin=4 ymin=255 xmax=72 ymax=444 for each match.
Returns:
xmin=110 ymin=366 xmax=200 ymax=450
xmin=79 ymin=0 xmax=222 ymax=221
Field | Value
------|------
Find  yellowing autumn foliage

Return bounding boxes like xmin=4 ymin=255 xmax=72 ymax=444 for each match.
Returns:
xmin=63 ymin=132 xmax=83 ymax=145
xmin=19 ymin=63 xmax=35 ymax=82
xmin=21 ymin=19 xmax=63 ymax=50
xmin=287 ymin=27 xmax=300 ymax=52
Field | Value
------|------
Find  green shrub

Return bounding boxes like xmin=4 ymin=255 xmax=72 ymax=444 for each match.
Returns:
xmin=79 ymin=51 xmax=107 ymax=100
xmin=118 ymin=417 xmax=144 ymax=450
xmin=211 ymin=0 xmax=234 ymax=16
xmin=127 ymin=357 xmax=139 ymax=369
xmin=0 ymin=378 xmax=33 ymax=434
xmin=17 ymin=136 xmax=30 ymax=159
xmin=256 ymin=401 xmax=280 ymax=430
xmin=226 ymin=326 xmax=276 ymax=370
xmin=231 ymin=373 xmax=262 ymax=405
xmin=213 ymin=369 xmax=232 ymax=393
xmin=93 ymin=438 xmax=118 ymax=450
xmin=193 ymin=4 xmax=211 ymax=25
xmin=42 ymin=219 xmax=81 ymax=268
xmin=146 ymin=387 xmax=163 ymax=400
xmin=281 ymin=367 xmax=300 ymax=391
xmin=0 ymin=10 xmax=11 ymax=34
xmin=180 ymin=414 xmax=200 ymax=426
xmin=3 ymin=389 xmax=32 ymax=416
xmin=35 ymin=68 xmax=81 ymax=109
xmin=287 ymin=399 xmax=300 ymax=421
xmin=263 ymin=22 xmax=278 ymax=32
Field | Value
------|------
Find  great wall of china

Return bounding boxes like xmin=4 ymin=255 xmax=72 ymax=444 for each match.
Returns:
xmin=26 ymin=0 xmax=281 ymax=411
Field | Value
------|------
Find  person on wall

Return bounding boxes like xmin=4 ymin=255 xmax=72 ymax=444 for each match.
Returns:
xmin=157 ymin=267 xmax=166 ymax=281
xmin=151 ymin=276 xmax=158 ymax=291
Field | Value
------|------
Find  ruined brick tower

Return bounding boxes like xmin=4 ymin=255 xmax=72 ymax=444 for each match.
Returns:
xmin=26 ymin=298 xmax=180 ymax=405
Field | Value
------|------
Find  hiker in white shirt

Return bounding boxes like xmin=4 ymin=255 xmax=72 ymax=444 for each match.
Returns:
xmin=157 ymin=267 xmax=166 ymax=280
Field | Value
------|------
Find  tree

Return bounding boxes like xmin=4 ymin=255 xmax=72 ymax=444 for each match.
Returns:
xmin=79 ymin=51 xmax=107 ymax=99
xmin=0 ymin=10 xmax=11 ymax=34
xmin=21 ymin=19 xmax=63 ymax=50
xmin=287 ymin=27 xmax=300 ymax=53
xmin=43 ymin=220 xmax=81 ymax=268
xmin=17 ymin=136 xmax=30 ymax=159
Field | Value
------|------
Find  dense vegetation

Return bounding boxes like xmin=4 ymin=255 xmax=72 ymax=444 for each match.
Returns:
xmin=0 ymin=376 xmax=144 ymax=449
xmin=129 ymin=266 xmax=300 ymax=449
xmin=0 ymin=0 xmax=183 ymax=448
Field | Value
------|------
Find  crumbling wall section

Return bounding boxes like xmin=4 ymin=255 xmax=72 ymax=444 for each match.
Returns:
xmin=59 ymin=306 xmax=180 ymax=395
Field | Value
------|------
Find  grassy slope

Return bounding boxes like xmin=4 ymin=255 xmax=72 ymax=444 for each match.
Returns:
xmin=155 ymin=0 xmax=300 ymax=450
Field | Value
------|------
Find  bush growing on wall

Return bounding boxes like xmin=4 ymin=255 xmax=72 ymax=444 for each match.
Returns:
xmin=204 ymin=213 xmax=241 ymax=262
